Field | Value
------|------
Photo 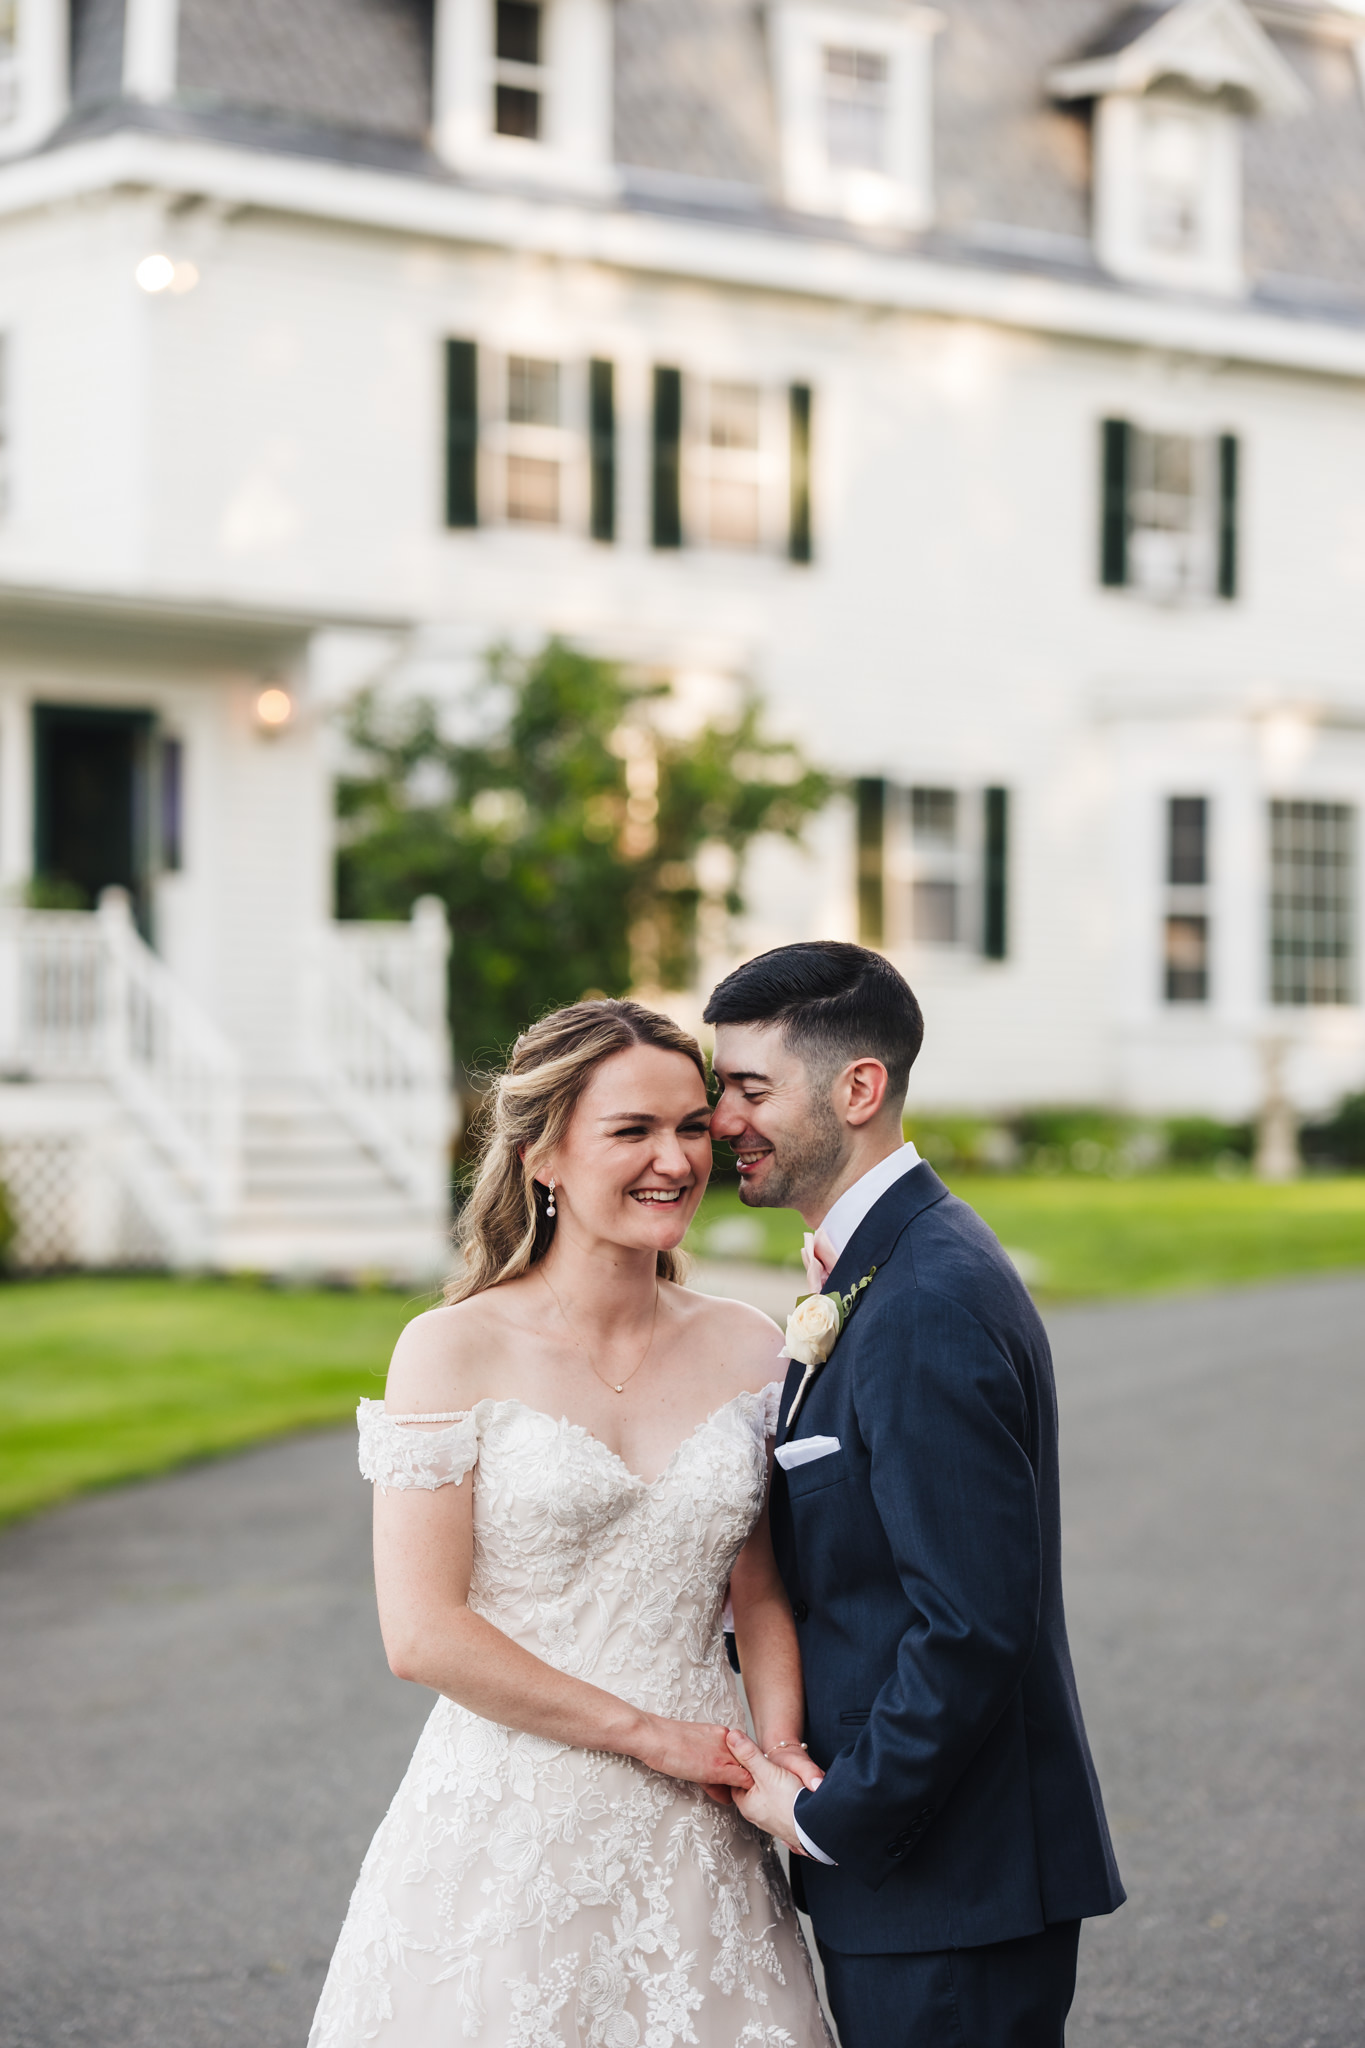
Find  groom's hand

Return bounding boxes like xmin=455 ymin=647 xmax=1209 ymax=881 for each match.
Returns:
xmin=725 ymin=1730 xmax=816 ymax=1854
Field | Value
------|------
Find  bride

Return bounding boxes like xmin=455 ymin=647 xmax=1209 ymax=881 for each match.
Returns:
xmin=309 ymin=998 xmax=831 ymax=2047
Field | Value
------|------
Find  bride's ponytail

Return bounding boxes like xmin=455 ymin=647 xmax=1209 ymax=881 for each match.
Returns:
xmin=446 ymin=999 xmax=707 ymax=1303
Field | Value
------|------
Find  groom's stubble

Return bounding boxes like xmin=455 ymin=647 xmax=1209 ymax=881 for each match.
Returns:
xmin=736 ymin=1071 xmax=848 ymax=1213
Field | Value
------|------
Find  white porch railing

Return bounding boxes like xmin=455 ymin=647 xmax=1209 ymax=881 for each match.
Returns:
xmin=303 ymin=898 xmax=453 ymax=1209
xmin=0 ymin=891 xmax=243 ymax=1218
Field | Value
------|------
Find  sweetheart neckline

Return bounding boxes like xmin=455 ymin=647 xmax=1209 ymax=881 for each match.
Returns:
xmin=364 ymin=1381 xmax=782 ymax=1491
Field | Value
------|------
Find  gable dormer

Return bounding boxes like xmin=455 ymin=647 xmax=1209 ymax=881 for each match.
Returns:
xmin=1049 ymin=0 xmax=1306 ymax=297
xmin=0 ymin=0 xmax=68 ymax=161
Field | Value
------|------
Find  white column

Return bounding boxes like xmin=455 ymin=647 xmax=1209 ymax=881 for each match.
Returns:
xmin=0 ymin=0 xmax=69 ymax=159
xmin=0 ymin=688 xmax=30 ymax=892
xmin=123 ymin=0 xmax=180 ymax=103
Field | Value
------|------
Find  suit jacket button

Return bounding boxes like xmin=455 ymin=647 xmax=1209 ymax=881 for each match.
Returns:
xmin=792 ymin=1600 xmax=809 ymax=1623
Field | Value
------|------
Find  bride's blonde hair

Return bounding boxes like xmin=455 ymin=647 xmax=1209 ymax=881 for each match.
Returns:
xmin=447 ymin=999 xmax=709 ymax=1304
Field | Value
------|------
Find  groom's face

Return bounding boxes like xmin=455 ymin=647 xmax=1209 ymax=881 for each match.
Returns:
xmin=710 ymin=1022 xmax=845 ymax=1211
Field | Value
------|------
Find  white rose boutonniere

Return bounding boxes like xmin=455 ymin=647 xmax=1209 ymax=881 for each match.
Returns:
xmin=779 ymin=1264 xmax=877 ymax=1433
xmin=780 ymin=1290 xmax=844 ymax=1368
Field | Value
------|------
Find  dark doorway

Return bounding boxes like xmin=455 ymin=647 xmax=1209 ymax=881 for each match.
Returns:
xmin=33 ymin=706 xmax=156 ymax=932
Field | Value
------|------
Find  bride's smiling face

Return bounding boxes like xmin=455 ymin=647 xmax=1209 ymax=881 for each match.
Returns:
xmin=539 ymin=1043 xmax=713 ymax=1254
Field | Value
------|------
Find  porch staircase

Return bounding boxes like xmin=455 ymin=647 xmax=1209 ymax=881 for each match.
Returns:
xmin=221 ymin=1082 xmax=452 ymax=1277
xmin=0 ymin=892 xmax=454 ymax=1279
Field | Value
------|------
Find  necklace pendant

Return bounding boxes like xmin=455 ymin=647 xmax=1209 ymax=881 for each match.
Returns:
xmin=614 ymin=1383 xmax=624 ymax=1394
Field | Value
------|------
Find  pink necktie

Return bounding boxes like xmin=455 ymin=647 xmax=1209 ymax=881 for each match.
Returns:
xmin=801 ymin=1229 xmax=838 ymax=1295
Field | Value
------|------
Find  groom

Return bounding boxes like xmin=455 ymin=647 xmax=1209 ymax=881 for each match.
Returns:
xmin=705 ymin=942 xmax=1124 ymax=2047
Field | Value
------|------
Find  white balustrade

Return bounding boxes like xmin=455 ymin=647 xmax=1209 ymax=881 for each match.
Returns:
xmin=304 ymin=898 xmax=453 ymax=1208
xmin=0 ymin=891 xmax=242 ymax=1218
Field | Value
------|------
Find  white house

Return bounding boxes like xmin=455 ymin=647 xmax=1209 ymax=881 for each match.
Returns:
xmin=2 ymin=0 xmax=1365 ymax=1265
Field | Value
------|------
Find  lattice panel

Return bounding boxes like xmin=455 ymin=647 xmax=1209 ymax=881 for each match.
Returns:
xmin=0 ymin=1136 xmax=84 ymax=1270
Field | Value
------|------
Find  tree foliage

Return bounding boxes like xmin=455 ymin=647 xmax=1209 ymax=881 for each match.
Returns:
xmin=335 ymin=641 xmax=833 ymax=1082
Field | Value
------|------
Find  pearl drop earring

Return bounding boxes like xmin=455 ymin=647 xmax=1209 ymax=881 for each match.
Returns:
xmin=546 ymin=1179 xmax=556 ymax=1218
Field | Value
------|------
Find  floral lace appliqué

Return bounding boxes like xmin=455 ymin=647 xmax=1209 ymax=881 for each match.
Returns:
xmin=312 ymin=1382 xmax=829 ymax=2046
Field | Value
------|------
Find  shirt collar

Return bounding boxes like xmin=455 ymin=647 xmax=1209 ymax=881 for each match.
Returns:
xmin=819 ymin=1141 xmax=922 ymax=1260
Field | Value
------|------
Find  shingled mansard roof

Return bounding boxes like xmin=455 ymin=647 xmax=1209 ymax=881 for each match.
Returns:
xmin=49 ymin=0 xmax=1365 ymax=319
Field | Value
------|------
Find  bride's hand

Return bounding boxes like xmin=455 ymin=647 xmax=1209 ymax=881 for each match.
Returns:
xmin=765 ymin=1742 xmax=825 ymax=1794
xmin=631 ymin=1715 xmax=755 ymax=1795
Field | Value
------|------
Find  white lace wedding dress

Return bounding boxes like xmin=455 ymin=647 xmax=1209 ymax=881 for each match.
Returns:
xmin=309 ymin=1383 xmax=831 ymax=2048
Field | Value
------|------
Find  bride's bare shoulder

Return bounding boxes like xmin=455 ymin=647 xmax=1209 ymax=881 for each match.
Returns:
xmin=666 ymin=1282 xmax=788 ymax=1395
xmin=383 ymin=1290 xmax=521 ymax=1414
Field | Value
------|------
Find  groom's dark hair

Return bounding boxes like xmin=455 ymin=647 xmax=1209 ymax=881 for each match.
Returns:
xmin=703 ymin=941 xmax=923 ymax=1102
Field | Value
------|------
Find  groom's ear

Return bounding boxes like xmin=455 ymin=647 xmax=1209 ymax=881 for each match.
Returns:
xmin=839 ymin=1058 xmax=891 ymax=1127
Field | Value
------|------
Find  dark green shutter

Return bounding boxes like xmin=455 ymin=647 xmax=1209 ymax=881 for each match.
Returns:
xmin=651 ymin=366 xmax=683 ymax=549
xmin=1100 ymin=418 xmax=1130 ymax=587
xmin=983 ymin=787 xmax=1008 ymax=960
xmin=789 ymin=383 xmax=812 ymax=564
xmin=856 ymin=778 xmax=885 ymax=946
xmin=1217 ymin=433 xmax=1238 ymax=600
xmin=589 ymin=359 xmax=616 ymax=543
xmin=444 ymin=339 xmax=478 ymax=529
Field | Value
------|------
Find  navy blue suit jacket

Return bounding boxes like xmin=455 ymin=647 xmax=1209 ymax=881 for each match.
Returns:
xmin=770 ymin=1163 xmax=1125 ymax=1954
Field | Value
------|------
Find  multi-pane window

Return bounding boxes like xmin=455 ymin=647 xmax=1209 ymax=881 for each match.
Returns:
xmin=856 ymin=780 xmax=1009 ymax=958
xmin=444 ymin=342 xmax=610 ymax=534
xmin=823 ymin=47 xmax=889 ymax=172
xmin=653 ymin=372 xmax=814 ymax=560
xmin=694 ymin=381 xmax=764 ymax=549
xmin=1269 ymin=801 xmax=1356 ymax=1006
xmin=1101 ymin=420 xmax=1238 ymax=602
xmin=910 ymin=787 xmax=960 ymax=945
xmin=1139 ymin=105 xmax=1208 ymax=257
xmin=503 ymin=355 xmax=561 ymax=524
xmin=1164 ymin=795 xmax=1209 ymax=1003
xmin=494 ymin=0 xmax=545 ymax=140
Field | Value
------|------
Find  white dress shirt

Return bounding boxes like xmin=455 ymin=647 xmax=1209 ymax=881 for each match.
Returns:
xmin=792 ymin=1140 xmax=922 ymax=1867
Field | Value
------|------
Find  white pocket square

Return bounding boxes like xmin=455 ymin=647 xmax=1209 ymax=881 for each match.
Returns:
xmin=774 ymin=1435 xmax=841 ymax=1471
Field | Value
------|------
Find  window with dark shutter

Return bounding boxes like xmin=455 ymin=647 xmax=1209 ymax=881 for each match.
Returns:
xmin=444 ymin=338 xmax=478 ymax=529
xmin=1165 ymin=796 xmax=1211 ymax=1003
xmin=1217 ymin=432 xmax=1238 ymax=600
xmin=789 ymin=384 xmax=812 ymax=563
xmin=651 ymin=366 xmax=683 ymax=549
xmin=1100 ymin=418 xmax=1131 ymax=587
xmin=589 ymin=359 xmax=615 ymax=543
xmin=856 ymin=778 xmax=885 ymax=945
xmin=982 ymin=787 xmax=1008 ymax=960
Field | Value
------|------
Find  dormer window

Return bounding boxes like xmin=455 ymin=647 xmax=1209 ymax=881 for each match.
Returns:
xmin=1139 ymin=102 xmax=1209 ymax=256
xmin=1048 ymin=0 xmax=1305 ymax=298
xmin=823 ymin=46 xmax=890 ymax=172
xmin=432 ymin=0 xmax=615 ymax=197
xmin=493 ymin=1 xmax=544 ymax=140
xmin=771 ymin=2 xmax=941 ymax=229
xmin=0 ymin=0 xmax=67 ymax=158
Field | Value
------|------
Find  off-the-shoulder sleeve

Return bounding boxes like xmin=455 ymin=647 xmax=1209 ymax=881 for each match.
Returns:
xmin=357 ymin=1398 xmax=479 ymax=1492
xmin=759 ymin=1378 xmax=785 ymax=1439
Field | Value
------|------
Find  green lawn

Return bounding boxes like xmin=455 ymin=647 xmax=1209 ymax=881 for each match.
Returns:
xmin=0 ymin=1277 xmax=431 ymax=1526
xmin=688 ymin=1173 xmax=1365 ymax=1301
xmin=4 ymin=1175 xmax=1363 ymax=1527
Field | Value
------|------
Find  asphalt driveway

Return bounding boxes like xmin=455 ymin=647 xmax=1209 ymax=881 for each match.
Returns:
xmin=1 ymin=1270 xmax=1361 ymax=2047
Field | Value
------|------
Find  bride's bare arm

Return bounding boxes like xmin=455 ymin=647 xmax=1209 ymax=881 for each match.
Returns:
xmin=727 ymin=1490 xmax=825 ymax=1794
xmin=373 ymin=1468 xmax=753 ymax=1798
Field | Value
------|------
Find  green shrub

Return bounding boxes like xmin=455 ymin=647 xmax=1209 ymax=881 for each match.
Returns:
xmin=1301 ymin=1093 xmax=1365 ymax=1170
xmin=0 ymin=1173 xmax=15 ymax=1272
xmin=1164 ymin=1116 xmax=1255 ymax=1165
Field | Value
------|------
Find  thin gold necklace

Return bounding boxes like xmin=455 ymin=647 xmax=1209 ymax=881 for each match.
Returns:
xmin=539 ymin=1268 xmax=661 ymax=1395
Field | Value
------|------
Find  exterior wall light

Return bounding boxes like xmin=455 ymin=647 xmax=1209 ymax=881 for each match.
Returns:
xmin=255 ymin=686 xmax=293 ymax=729
xmin=136 ymin=254 xmax=200 ymax=294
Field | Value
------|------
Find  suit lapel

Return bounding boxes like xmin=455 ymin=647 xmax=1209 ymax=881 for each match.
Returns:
xmin=779 ymin=1163 xmax=950 ymax=1441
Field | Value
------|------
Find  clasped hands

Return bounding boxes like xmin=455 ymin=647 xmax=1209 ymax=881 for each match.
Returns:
xmin=633 ymin=1714 xmax=822 ymax=1854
